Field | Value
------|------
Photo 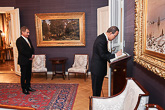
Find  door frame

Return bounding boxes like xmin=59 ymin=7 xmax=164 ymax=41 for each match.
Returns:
xmin=0 ymin=7 xmax=21 ymax=75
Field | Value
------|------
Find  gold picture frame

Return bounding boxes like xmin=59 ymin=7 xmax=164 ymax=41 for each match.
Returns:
xmin=35 ymin=12 xmax=85 ymax=46
xmin=134 ymin=0 xmax=165 ymax=78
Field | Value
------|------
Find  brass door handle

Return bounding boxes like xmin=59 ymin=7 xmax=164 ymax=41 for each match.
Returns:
xmin=114 ymin=69 xmax=117 ymax=72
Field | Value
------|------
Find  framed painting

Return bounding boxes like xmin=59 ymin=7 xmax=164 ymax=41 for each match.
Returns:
xmin=35 ymin=12 xmax=85 ymax=46
xmin=134 ymin=0 xmax=165 ymax=78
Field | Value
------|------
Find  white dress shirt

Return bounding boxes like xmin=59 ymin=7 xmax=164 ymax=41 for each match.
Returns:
xmin=22 ymin=36 xmax=31 ymax=48
xmin=104 ymin=33 xmax=117 ymax=59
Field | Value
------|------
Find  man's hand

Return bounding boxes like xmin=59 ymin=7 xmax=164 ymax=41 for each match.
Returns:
xmin=29 ymin=55 xmax=35 ymax=60
xmin=116 ymin=50 xmax=122 ymax=57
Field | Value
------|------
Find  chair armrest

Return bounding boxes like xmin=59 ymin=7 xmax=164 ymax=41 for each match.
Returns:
xmin=86 ymin=61 xmax=89 ymax=70
xmin=90 ymin=91 xmax=127 ymax=110
xmin=72 ymin=63 xmax=76 ymax=67
xmin=145 ymin=104 xmax=164 ymax=110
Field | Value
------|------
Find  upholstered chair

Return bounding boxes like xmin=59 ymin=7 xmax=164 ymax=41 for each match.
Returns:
xmin=89 ymin=78 xmax=149 ymax=110
xmin=32 ymin=54 xmax=47 ymax=79
xmin=68 ymin=54 xmax=89 ymax=81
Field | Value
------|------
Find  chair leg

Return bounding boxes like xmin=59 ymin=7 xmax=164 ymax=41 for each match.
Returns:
xmin=84 ymin=73 xmax=86 ymax=81
xmin=46 ymin=72 xmax=47 ymax=79
xmin=101 ymin=87 xmax=104 ymax=97
xmin=89 ymin=96 xmax=92 ymax=110
xmin=68 ymin=72 xmax=70 ymax=80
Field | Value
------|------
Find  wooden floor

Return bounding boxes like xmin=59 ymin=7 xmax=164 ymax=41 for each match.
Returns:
xmin=0 ymin=61 xmax=14 ymax=71
xmin=0 ymin=65 xmax=109 ymax=110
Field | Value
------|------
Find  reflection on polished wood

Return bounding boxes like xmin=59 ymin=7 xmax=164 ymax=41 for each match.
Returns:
xmin=0 ymin=73 xmax=108 ymax=110
xmin=0 ymin=47 xmax=13 ymax=63
xmin=0 ymin=61 xmax=14 ymax=72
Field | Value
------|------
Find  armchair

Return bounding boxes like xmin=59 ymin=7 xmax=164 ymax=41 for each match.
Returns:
xmin=68 ymin=54 xmax=89 ymax=81
xmin=32 ymin=54 xmax=47 ymax=79
xmin=89 ymin=78 xmax=149 ymax=110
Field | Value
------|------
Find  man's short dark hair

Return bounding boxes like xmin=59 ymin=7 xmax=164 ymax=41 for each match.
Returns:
xmin=107 ymin=26 xmax=119 ymax=34
xmin=20 ymin=26 xmax=29 ymax=34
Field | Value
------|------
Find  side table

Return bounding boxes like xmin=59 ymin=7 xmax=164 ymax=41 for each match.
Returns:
xmin=49 ymin=57 xmax=68 ymax=80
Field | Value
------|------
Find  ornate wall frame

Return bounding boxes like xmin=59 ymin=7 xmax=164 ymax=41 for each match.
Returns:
xmin=134 ymin=0 xmax=165 ymax=78
xmin=35 ymin=12 xmax=85 ymax=47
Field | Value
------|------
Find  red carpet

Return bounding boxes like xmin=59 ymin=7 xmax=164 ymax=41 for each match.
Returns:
xmin=0 ymin=83 xmax=78 ymax=110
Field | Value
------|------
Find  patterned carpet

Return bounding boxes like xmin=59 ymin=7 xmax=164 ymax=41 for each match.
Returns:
xmin=0 ymin=83 xmax=78 ymax=110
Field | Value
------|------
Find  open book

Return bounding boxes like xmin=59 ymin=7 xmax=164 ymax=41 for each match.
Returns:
xmin=110 ymin=52 xmax=129 ymax=63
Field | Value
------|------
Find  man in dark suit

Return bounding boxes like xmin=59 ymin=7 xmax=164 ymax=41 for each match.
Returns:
xmin=91 ymin=26 xmax=122 ymax=96
xmin=16 ymin=26 xmax=36 ymax=95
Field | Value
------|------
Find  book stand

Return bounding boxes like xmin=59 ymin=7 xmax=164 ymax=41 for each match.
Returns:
xmin=108 ymin=55 xmax=131 ymax=96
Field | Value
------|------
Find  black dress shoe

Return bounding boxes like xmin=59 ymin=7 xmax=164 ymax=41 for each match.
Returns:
xmin=27 ymin=87 xmax=36 ymax=92
xmin=22 ymin=89 xmax=30 ymax=95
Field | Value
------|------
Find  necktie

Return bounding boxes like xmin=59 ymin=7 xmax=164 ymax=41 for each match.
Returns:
xmin=26 ymin=39 xmax=31 ymax=48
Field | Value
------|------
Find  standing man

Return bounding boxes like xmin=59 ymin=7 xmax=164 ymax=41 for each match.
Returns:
xmin=16 ymin=26 xmax=36 ymax=95
xmin=91 ymin=26 xmax=122 ymax=96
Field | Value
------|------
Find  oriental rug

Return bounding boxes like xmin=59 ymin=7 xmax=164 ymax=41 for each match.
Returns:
xmin=0 ymin=83 xmax=78 ymax=110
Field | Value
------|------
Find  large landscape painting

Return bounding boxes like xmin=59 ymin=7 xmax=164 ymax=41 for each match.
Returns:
xmin=35 ymin=12 xmax=85 ymax=46
xmin=42 ymin=19 xmax=80 ymax=41
xmin=146 ymin=0 xmax=165 ymax=54
xmin=134 ymin=0 xmax=165 ymax=78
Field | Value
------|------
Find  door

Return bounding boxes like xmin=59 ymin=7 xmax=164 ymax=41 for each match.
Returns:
xmin=0 ymin=7 xmax=21 ymax=75
xmin=97 ymin=6 xmax=111 ymax=78
xmin=8 ymin=8 xmax=21 ymax=76
xmin=97 ymin=6 xmax=109 ymax=36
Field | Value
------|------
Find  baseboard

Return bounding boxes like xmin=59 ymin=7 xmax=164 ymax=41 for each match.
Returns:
xmin=47 ymin=71 xmax=91 ymax=75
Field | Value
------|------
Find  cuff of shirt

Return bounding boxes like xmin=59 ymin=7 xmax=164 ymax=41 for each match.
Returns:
xmin=115 ymin=53 xmax=117 ymax=58
xmin=109 ymin=54 xmax=117 ymax=62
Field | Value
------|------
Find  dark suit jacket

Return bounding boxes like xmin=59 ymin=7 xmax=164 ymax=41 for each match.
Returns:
xmin=91 ymin=33 xmax=115 ymax=76
xmin=16 ymin=36 xmax=34 ymax=66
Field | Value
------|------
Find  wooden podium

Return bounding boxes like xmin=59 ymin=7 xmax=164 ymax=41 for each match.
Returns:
xmin=108 ymin=55 xmax=131 ymax=96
